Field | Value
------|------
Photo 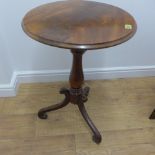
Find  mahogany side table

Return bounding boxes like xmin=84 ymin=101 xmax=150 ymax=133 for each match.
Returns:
xmin=22 ymin=1 xmax=137 ymax=143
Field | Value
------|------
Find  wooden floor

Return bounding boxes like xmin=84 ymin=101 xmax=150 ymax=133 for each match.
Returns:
xmin=0 ymin=77 xmax=155 ymax=155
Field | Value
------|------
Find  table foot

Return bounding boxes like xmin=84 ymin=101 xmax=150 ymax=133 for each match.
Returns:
xmin=38 ymin=88 xmax=70 ymax=119
xmin=78 ymin=102 xmax=102 ymax=144
xmin=150 ymin=109 xmax=155 ymax=119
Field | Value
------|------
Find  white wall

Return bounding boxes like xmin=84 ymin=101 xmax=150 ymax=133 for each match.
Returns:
xmin=0 ymin=0 xmax=155 ymax=96
xmin=0 ymin=23 xmax=13 ymax=85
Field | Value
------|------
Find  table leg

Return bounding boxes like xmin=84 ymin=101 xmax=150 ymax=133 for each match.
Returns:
xmin=78 ymin=102 xmax=102 ymax=143
xmin=38 ymin=88 xmax=70 ymax=119
xmin=38 ymin=49 xmax=102 ymax=144
xmin=150 ymin=109 xmax=155 ymax=119
xmin=69 ymin=49 xmax=102 ymax=144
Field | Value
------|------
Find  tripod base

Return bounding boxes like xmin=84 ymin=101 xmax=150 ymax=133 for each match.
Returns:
xmin=38 ymin=87 xmax=102 ymax=144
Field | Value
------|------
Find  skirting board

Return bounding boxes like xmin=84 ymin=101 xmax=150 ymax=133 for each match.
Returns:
xmin=1 ymin=66 xmax=155 ymax=97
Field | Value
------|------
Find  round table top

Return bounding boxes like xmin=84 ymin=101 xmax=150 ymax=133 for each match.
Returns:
xmin=22 ymin=1 xmax=137 ymax=50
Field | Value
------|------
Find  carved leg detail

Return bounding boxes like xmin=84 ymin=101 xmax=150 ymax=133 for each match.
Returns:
xmin=78 ymin=102 xmax=102 ymax=144
xmin=82 ymin=87 xmax=90 ymax=102
xmin=150 ymin=109 xmax=155 ymax=119
xmin=38 ymin=88 xmax=70 ymax=119
xmin=83 ymin=87 xmax=90 ymax=97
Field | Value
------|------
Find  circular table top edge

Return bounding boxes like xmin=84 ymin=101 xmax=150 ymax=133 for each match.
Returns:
xmin=22 ymin=21 xmax=137 ymax=50
xmin=22 ymin=1 xmax=137 ymax=50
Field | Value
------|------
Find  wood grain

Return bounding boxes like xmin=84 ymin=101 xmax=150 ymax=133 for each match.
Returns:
xmin=0 ymin=114 xmax=35 ymax=139
xmin=0 ymin=77 xmax=155 ymax=154
xmin=75 ymin=128 xmax=155 ymax=152
xmin=22 ymin=1 xmax=137 ymax=50
xmin=0 ymin=135 xmax=75 ymax=155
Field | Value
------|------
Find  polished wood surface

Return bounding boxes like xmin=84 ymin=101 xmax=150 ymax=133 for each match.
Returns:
xmin=0 ymin=77 xmax=155 ymax=154
xmin=22 ymin=0 xmax=137 ymax=50
xmin=69 ymin=49 xmax=85 ymax=88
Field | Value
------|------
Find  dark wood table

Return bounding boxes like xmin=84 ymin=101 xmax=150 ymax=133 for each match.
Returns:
xmin=22 ymin=0 xmax=137 ymax=144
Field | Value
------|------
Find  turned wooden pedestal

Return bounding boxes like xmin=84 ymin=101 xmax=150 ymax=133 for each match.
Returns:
xmin=22 ymin=1 xmax=137 ymax=143
xmin=38 ymin=49 xmax=102 ymax=143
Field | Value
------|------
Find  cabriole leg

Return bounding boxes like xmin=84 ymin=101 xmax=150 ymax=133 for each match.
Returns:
xmin=78 ymin=102 xmax=102 ymax=144
xmin=38 ymin=88 xmax=70 ymax=119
